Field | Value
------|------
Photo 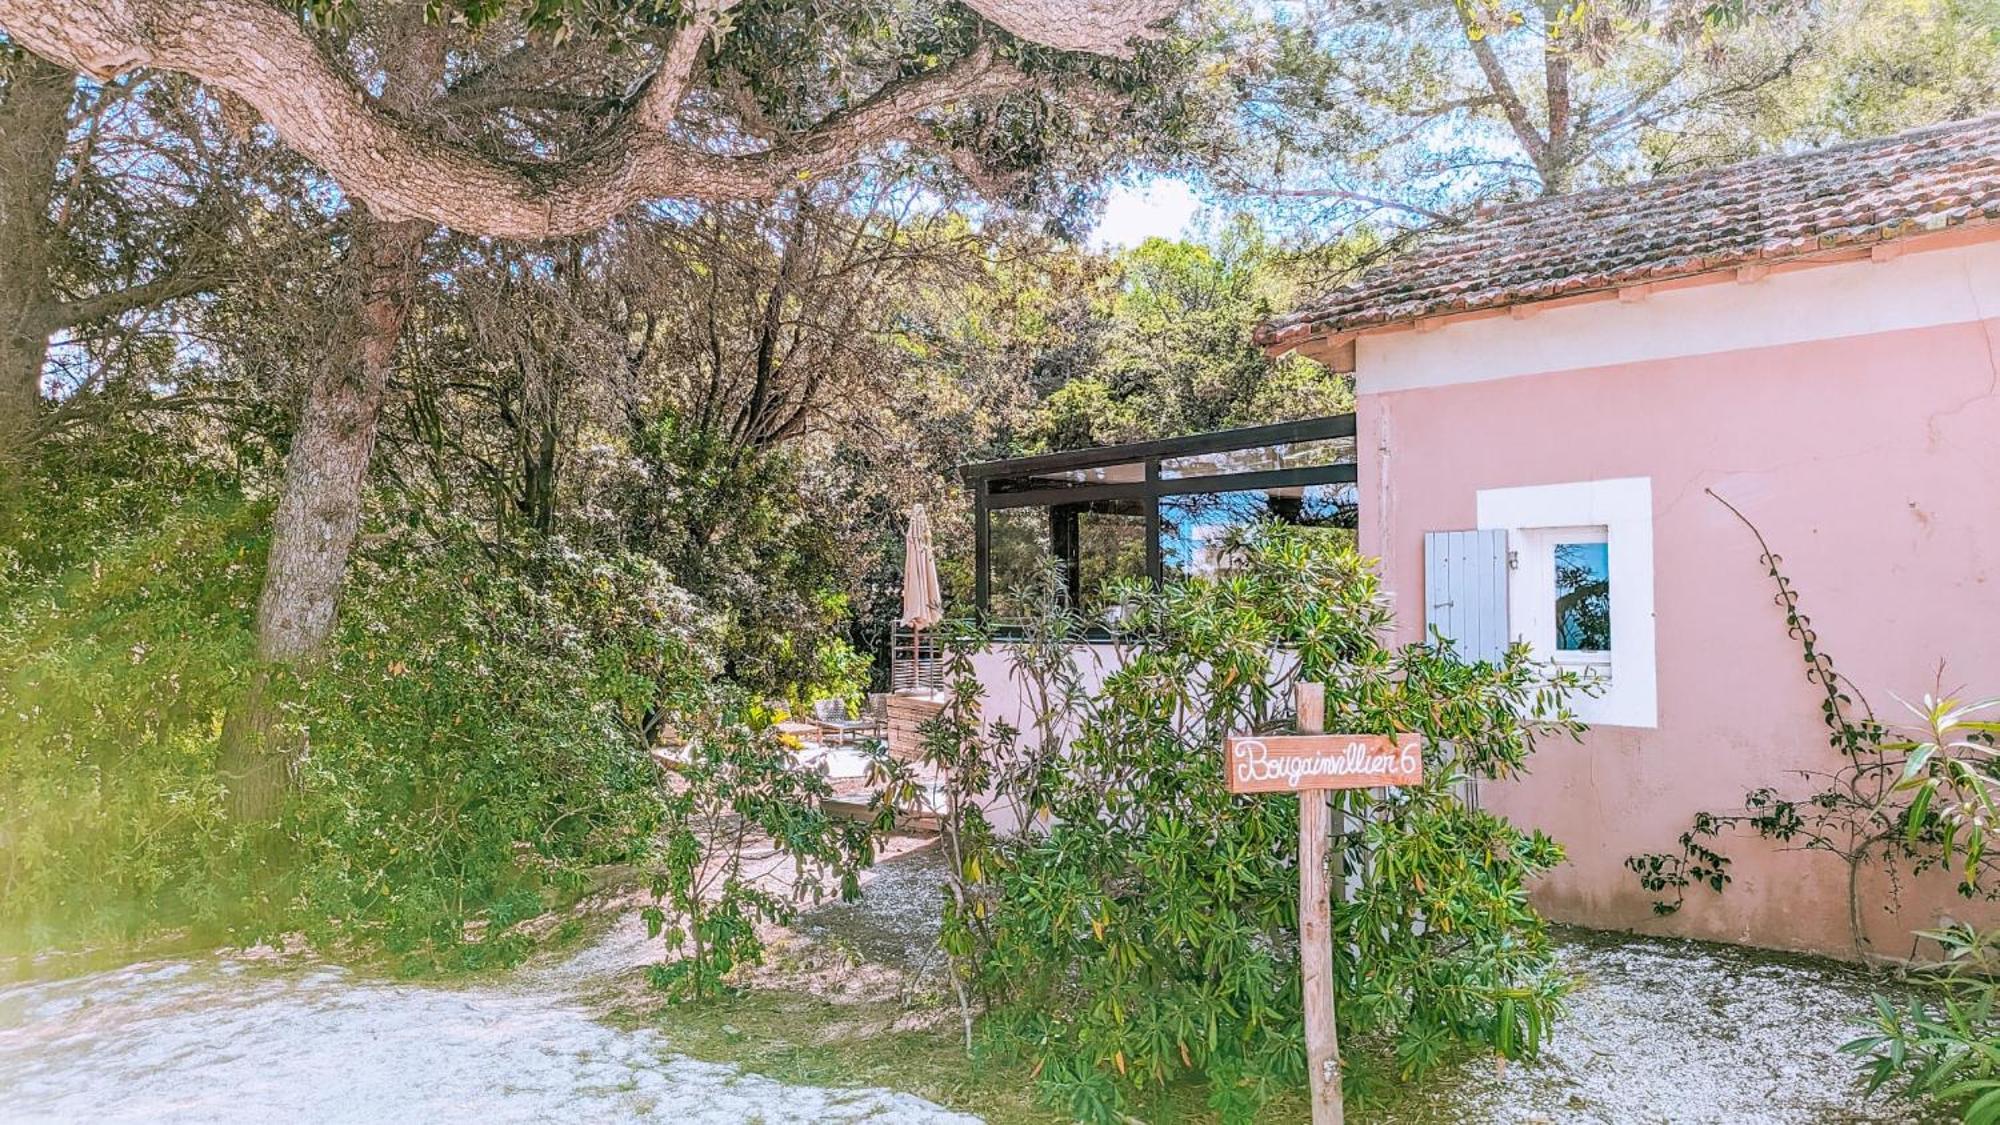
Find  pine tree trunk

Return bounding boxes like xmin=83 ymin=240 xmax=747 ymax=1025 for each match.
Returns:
xmin=216 ymin=213 xmax=428 ymax=820
xmin=0 ymin=53 xmax=71 ymax=458
xmin=253 ymin=215 xmax=427 ymax=662
xmin=217 ymin=23 xmax=444 ymax=823
xmin=0 ymin=325 xmax=47 ymax=458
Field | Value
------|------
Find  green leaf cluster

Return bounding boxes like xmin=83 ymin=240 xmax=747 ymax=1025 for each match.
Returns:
xmin=645 ymin=699 xmax=876 ymax=1002
xmin=0 ymin=435 xmax=265 ymax=952
xmin=1844 ymin=924 xmax=2000 ymax=1122
xmin=0 ymin=437 xmax=716 ymax=970
xmin=271 ymin=534 xmax=713 ymax=970
xmin=935 ymin=524 xmax=1585 ymax=1121
xmin=1022 ymin=219 xmax=1352 ymax=454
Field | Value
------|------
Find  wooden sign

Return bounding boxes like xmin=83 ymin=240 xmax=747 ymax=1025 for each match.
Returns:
xmin=1224 ymin=732 xmax=1422 ymax=794
xmin=1236 ymin=685 xmax=1425 ymax=1125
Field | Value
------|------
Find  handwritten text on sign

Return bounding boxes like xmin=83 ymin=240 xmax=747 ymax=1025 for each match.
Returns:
xmin=1225 ymin=733 xmax=1423 ymax=794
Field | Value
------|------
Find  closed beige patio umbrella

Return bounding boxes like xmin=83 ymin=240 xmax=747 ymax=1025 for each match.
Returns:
xmin=889 ymin=504 xmax=947 ymax=744
xmin=900 ymin=503 xmax=943 ymax=630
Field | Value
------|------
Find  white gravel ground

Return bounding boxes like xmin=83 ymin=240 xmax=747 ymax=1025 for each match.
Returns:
xmin=0 ymin=849 xmax=1924 ymax=1125
xmin=0 ymin=846 xmax=973 ymax=1125
xmin=1387 ymin=929 xmax=1916 ymax=1124
xmin=0 ymin=951 xmax=977 ymax=1124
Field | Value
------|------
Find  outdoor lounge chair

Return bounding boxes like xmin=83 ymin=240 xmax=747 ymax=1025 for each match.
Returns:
xmin=811 ymin=696 xmax=883 ymax=744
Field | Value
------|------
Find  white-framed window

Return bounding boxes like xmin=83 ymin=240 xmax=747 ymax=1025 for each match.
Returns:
xmin=1477 ymin=478 xmax=1656 ymax=728
xmin=1515 ymin=525 xmax=1611 ymax=671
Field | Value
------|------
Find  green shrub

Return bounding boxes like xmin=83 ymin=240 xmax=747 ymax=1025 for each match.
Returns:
xmin=1839 ymin=693 xmax=2000 ymax=1123
xmin=269 ymin=538 xmax=714 ymax=970
xmin=0 ymin=440 xmax=263 ymax=952
xmin=798 ymin=619 xmax=873 ymax=713
xmin=920 ymin=527 xmax=1586 ymax=1122
xmin=1 ymin=440 xmax=717 ymax=967
xmin=1846 ymin=924 xmax=2000 ymax=1122
xmin=644 ymin=695 xmax=875 ymax=1001
xmin=595 ymin=418 xmax=854 ymax=699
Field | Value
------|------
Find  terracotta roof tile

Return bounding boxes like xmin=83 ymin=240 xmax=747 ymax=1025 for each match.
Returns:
xmin=1260 ymin=114 xmax=2000 ymax=345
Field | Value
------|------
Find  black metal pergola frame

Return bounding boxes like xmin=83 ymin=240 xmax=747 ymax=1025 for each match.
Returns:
xmin=960 ymin=413 xmax=1359 ymax=618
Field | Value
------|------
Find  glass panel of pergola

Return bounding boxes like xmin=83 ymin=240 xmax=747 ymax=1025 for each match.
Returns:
xmin=970 ymin=417 xmax=1360 ymax=625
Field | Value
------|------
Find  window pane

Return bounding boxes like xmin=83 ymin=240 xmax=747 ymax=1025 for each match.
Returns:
xmin=988 ymin=508 xmax=1052 ymax=623
xmin=1554 ymin=542 xmax=1611 ymax=652
xmin=989 ymin=460 xmax=1146 ymax=495
xmin=986 ymin=502 xmax=1148 ymax=625
xmin=1160 ymin=436 xmax=1356 ymax=480
xmin=1073 ymin=504 xmax=1147 ymax=623
xmin=1161 ymin=483 xmax=1358 ymax=580
xmin=1031 ymin=461 xmax=1145 ymax=485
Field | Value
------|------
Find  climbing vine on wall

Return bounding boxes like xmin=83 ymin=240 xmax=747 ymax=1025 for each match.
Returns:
xmin=1625 ymin=490 xmax=2000 ymax=956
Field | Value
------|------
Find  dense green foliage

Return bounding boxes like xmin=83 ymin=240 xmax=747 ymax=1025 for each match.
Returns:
xmin=1846 ymin=924 xmax=2000 ymax=1122
xmin=275 ymin=537 xmax=710 ymax=969
xmin=1018 ymin=220 xmax=1351 ymax=452
xmin=0 ymin=439 xmax=714 ymax=969
xmin=644 ymin=699 xmax=875 ymax=1001
xmin=904 ymin=527 xmax=1586 ymax=1122
xmin=0 ymin=437 xmax=264 ymax=949
xmin=602 ymin=418 xmax=859 ymax=700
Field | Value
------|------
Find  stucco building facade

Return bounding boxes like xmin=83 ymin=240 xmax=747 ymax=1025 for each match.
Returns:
xmin=1260 ymin=116 xmax=2000 ymax=957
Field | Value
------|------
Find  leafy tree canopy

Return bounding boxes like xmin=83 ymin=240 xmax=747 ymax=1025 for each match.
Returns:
xmin=0 ymin=0 xmax=1219 ymax=237
xmin=1210 ymin=0 xmax=2000 ymax=232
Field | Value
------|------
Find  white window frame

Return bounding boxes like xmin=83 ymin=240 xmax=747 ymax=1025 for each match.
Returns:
xmin=1518 ymin=525 xmax=1612 ymax=671
xmin=1477 ymin=477 xmax=1657 ymax=728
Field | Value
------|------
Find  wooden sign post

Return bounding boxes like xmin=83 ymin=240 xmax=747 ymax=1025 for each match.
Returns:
xmin=1226 ymin=684 xmax=1422 ymax=1125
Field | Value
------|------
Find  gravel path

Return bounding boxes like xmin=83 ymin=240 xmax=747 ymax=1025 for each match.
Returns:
xmin=1386 ymin=928 xmax=1914 ymax=1124
xmin=0 ymin=955 xmax=976 ymax=1125
xmin=0 ymin=848 xmax=1922 ymax=1124
xmin=0 ymin=847 xmax=976 ymax=1125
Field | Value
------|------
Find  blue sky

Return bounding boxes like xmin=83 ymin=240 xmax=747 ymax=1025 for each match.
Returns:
xmin=1091 ymin=177 xmax=1206 ymax=249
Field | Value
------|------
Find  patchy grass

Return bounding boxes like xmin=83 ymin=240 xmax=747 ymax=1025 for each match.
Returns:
xmin=602 ymin=977 xmax=1326 ymax=1124
xmin=587 ymin=909 xmax=1312 ymax=1124
xmin=606 ymin=985 xmax=1054 ymax=1123
xmin=586 ymin=845 xmax=1310 ymax=1123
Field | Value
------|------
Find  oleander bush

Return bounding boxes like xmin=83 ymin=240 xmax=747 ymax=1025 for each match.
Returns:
xmin=1836 ymin=691 xmax=2000 ymax=1123
xmin=1847 ymin=922 xmax=2000 ymax=1123
xmin=644 ymin=694 xmax=876 ymax=1002
xmin=911 ymin=525 xmax=1588 ymax=1122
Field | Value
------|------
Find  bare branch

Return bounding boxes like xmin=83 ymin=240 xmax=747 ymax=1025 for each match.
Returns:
xmin=40 ymin=272 xmax=216 ymax=332
xmin=1240 ymin=183 xmax=1461 ymax=226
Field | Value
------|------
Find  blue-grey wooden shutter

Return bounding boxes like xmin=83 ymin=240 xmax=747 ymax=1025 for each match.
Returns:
xmin=1424 ymin=529 xmax=1509 ymax=664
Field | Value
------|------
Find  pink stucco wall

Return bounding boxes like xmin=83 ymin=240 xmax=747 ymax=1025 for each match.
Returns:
xmin=1359 ymin=312 xmax=2000 ymax=958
